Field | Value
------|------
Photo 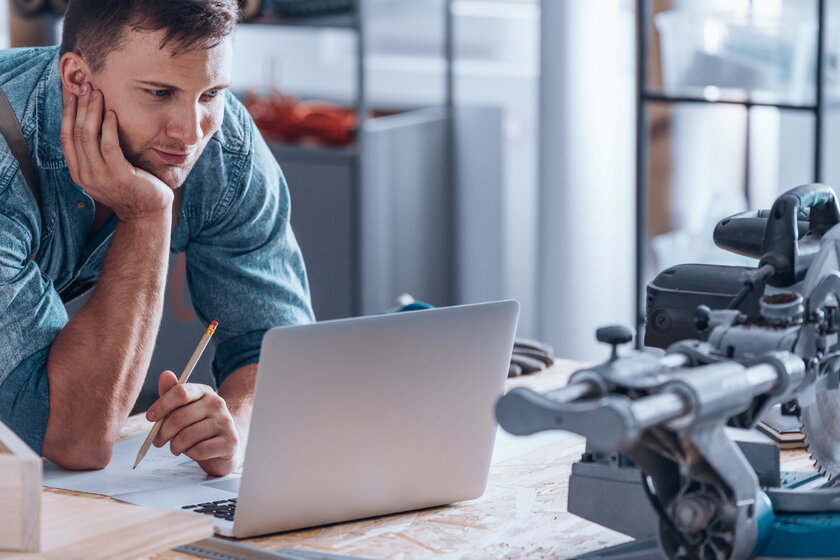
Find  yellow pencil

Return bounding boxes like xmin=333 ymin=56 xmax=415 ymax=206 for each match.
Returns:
xmin=133 ymin=320 xmax=219 ymax=469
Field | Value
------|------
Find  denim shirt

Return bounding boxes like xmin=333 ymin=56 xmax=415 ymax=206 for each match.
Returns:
xmin=0 ymin=47 xmax=314 ymax=453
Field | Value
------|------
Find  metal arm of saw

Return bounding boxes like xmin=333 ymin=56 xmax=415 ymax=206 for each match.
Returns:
xmin=496 ymin=385 xmax=686 ymax=451
xmin=497 ymin=352 xmax=805 ymax=453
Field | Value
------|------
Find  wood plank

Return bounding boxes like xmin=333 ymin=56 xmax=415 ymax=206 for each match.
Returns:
xmin=0 ymin=421 xmax=40 ymax=552
xmin=0 ymin=490 xmax=212 ymax=560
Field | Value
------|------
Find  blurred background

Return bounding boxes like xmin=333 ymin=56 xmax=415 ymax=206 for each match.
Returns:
xmin=5 ymin=0 xmax=837 ymax=377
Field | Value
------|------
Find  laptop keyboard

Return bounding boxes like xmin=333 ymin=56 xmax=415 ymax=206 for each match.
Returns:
xmin=181 ymin=499 xmax=237 ymax=521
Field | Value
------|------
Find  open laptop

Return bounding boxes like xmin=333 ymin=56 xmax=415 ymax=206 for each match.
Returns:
xmin=117 ymin=300 xmax=519 ymax=538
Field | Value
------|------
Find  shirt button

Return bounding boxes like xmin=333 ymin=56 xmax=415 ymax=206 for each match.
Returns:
xmin=75 ymin=201 xmax=87 ymax=210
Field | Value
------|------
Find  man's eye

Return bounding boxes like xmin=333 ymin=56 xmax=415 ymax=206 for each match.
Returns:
xmin=203 ymin=90 xmax=220 ymax=99
xmin=147 ymin=89 xmax=169 ymax=98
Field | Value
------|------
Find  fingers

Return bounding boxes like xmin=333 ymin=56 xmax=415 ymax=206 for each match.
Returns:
xmin=144 ymin=380 xmax=239 ymax=469
xmin=166 ymin=417 xmax=215 ymax=454
xmin=78 ymin=88 xmax=106 ymax=170
xmin=72 ymin=83 xmax=92 ymax=181
xmin=184 ymin=435 xmax=237 ymax=463
xmin=65 ymin=83 xmax=118 ymax=188
xmin=154 ymin=393 xmax=230 ymax=445
xmin=157 ymin=370 xmax=178 ymax=398
xmin=60 ymin=94 xmax=80 ymax=181
xmin=153 ymin=396 xmax=209 ymax=446
xmin=100 ymin=110 xmax=130 ymax=173
xmin=153 ymin=394 xmax=239 ymax=466
xmin=146 ymin=381 xmax=211 ymax=422
xmin=169 ymin=417 xmax=238 ymax=460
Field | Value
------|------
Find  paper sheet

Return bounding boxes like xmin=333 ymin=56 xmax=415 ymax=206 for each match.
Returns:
xmin=43 ymin=435 xmax=227 ymax=497
xmin=490 ymin=427 xmax=569 ymax=466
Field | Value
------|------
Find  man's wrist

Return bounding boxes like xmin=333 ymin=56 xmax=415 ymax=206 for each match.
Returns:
xmin=115 ymin=200 xmax=174 ymax=225
xmin=227 ymin=400 xmax=251 ymax=433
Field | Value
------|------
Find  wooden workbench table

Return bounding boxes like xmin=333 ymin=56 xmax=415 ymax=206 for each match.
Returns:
xmin=55 ymin=360 xmax=818 ymax=560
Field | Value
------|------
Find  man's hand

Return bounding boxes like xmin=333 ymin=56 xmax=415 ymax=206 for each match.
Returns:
xmin=147 ymin=371 xmax=242 ymax=476
xmin=60 ymin=83 xmax=173 ymax=221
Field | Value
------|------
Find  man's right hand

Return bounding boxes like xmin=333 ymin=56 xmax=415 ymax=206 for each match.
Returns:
xmin=60 ymin=82 xmax=173 ymax=222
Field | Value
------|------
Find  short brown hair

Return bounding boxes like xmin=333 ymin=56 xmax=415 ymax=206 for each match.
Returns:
xmin=60 ymin=0 xmax=239 ymax=73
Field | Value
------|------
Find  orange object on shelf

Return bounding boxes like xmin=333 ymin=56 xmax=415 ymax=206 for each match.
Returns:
xmin=244 ymin=90 xmax=360 ymax=147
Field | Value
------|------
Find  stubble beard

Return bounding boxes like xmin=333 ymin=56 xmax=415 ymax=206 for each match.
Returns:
xmin=124 ymin=147 xmax=198 ymax=190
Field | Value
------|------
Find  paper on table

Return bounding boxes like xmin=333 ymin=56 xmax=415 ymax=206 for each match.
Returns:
xmin=490 ymin=426 xmax=570 ymax=466
xmin=43 ymin=435 xmax=233 ymax=497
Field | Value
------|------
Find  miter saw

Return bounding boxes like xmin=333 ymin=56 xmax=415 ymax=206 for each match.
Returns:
xmin=496 ymin=183 xmax=840 ymax=560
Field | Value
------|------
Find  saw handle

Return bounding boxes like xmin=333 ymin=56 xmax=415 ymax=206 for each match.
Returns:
xmin=713 ymin=183 xmax=840 ymax=287
xmin=713 ymin=211 xmax=809 ymax=259
xmin=762 ymin=184 xmax=840 ymax=286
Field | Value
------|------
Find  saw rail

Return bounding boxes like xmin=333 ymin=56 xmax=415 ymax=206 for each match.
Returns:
xmin=497 ymin=361 xmax=785 ymax=452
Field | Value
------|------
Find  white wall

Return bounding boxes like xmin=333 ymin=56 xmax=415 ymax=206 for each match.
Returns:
xmin=0 ymin=1 xmax=10 ymax=48
xmin=537 ymin=0 xmax=635 ymax=361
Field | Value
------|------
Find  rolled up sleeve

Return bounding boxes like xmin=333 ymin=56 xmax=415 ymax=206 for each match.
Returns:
xmin=185 ymin=130 xmax=314 ymax=387
xmin=0 ymin=204 xmax=67 ymax=454
xmin=0 ymin=349 xmax=52 ymax=453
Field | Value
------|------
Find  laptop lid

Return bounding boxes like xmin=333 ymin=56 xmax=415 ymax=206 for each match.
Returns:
xmin=232 ymin=300 xmax=519 ymax=538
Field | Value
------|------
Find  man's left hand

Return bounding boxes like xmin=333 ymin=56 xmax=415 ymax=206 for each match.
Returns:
xmin=147 ymin=371 xmax=242 ymax=476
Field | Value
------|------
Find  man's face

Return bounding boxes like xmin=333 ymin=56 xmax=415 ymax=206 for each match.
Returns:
xmin=88 ymin=29 xmax=233 ymax=189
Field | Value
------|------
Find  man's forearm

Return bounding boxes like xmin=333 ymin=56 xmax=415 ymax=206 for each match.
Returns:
xmin=218 ymin=362 xmax=258 ymax=452
xmin=42 ymin=211 xmax=171 ymax=468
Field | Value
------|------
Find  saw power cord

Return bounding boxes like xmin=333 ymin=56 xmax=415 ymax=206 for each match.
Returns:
xmin=728 ymin=264 xmax=776 ymax=310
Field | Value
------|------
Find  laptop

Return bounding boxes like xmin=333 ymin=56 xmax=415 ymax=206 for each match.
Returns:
xmin=117 ymin=300 xmax=519 ymax=538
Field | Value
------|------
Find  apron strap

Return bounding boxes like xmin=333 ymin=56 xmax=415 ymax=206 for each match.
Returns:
xmin=0 ymin=87 xmax=44 ymax=263
xmin=172 ymin=186 xmax=182 ymax=231
xmin=0 ymin=87 xmax=39 ymax=208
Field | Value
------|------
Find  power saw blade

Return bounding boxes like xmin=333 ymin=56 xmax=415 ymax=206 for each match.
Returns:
xmin=799 ymin=375 xmax=840 ymax=483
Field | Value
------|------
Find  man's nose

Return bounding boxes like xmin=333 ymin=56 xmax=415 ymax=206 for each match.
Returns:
xmin=166 ymin=104 xmax=202 ymax=146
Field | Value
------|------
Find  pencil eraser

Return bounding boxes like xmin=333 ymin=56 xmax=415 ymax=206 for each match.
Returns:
xmin=211 ymin=321 xmax=218 ymax=327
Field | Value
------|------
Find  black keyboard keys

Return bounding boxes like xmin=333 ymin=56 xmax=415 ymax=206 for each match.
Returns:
xmin=181 ymin=498 xmax=237 ymax=521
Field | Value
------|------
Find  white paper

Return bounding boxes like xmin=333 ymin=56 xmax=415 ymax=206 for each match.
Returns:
xmin=490 ymin=427 xmax=571 ymax=465
xmin=43 ymin=435 xmax=226 ymax=497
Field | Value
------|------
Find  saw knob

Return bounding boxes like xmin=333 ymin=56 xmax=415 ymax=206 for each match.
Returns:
xmin=694 ymin=305 xmax=712 ymax=332
xmin=596 ymin=326 xmax=634 ymax=361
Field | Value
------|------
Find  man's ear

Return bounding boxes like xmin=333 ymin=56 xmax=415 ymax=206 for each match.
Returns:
xmin=59 ymin=52 xmax=92 ymax=97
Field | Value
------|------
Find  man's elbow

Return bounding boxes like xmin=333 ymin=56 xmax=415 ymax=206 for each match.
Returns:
xmin=43 ymin=437 xmax=114 ymax=471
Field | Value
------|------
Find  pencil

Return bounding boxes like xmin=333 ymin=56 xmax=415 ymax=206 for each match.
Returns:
xmin=133 ymin=320 xmax=219 ymax=469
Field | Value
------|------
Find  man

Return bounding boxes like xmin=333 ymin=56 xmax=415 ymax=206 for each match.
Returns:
xmin=0 ymin=0 xmax=314 ymax=476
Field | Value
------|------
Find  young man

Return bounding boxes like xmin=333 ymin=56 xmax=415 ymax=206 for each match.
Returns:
xmin=0 ymin=0 xmax=314 ymax=475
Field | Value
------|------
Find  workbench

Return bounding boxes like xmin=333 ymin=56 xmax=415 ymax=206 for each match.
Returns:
xmin=50 ymin=359 xmax=817 ymax=560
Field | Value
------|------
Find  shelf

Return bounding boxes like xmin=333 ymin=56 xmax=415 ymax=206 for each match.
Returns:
xmin=267 ymin=141 xmax=358 ymax=163
xmin=239 ymin=0 xmax=443 ymax=32
xmin=643 ymin=90 xmax=818 ymax=112
xmin=243 ymin=12 xmax=357 ymax=30
xmin=251 ymin=108 xmax=451 ymax=164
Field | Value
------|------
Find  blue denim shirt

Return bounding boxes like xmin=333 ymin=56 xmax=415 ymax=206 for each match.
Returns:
xmin=0 ymin=47 xmax=314 ymax=454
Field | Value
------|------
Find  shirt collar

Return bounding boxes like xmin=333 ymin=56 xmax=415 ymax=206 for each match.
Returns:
xmin=35 ymin=48 xmax=67 ymax=169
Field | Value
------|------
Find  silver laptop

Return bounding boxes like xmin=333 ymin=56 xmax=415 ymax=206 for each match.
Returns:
xmin=118 ymin=301 xmax=519 ymax=538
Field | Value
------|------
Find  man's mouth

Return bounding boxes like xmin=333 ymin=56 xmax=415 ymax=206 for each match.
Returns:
xmin=152 ymin=148 xmax=192 ymax=166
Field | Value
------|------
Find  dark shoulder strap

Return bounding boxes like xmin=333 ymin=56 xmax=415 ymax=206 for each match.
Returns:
xmin=0 ymin=88 xmax=38 ymax=207
xmin=172 ymin=187 xmax=182 ymax=231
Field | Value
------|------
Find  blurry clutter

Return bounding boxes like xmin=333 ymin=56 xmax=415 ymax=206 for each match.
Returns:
xmin=10 ymin=0 xmax=67 ymax=17
xmin=237 ymin=0 xmax=354 ymax=22
xmin=245 ymin=90 xmax=389 ymax=147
